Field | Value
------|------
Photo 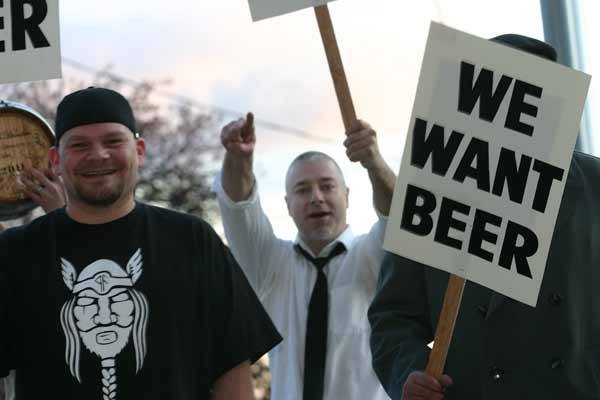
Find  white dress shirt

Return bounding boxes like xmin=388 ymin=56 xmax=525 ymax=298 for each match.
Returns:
xmin=215 ymin=174 xmax=390 ymax=400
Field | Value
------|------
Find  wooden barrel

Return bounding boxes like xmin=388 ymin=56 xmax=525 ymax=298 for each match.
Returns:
xmin=0 ymin=101 xmax=55 ymax=221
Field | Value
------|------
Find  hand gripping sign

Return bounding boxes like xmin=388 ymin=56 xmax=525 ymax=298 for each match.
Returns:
xmin=0 ymin=0 xmax=61 ymax=84
xmin=247 ymin=0 xmax=356 ymax=131
xmin=384 ymin=22 xmax=590 ymax=378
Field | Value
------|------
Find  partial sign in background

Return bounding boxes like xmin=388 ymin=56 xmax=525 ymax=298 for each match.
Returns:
xmin=0 ymin=0 xmax=61 ymax=84
xmin=248 ymin=0 xmax=336 ymax=22
xmin=247 ymin=0 xmax=356 ymax=131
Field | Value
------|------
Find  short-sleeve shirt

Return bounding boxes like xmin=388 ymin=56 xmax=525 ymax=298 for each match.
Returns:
xmin=0 ymin=203 xmax=281 ymax=400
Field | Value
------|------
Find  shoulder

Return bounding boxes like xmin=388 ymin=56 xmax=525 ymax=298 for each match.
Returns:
xmin=140 ymin=203 xmax=223 ymax=246
xmin=568 ymin=151 xmax=600 ymax=192
xmin=0 ymin=211 xmax=58 ymax=245
xmin=570 ymin=151 xmax=600 ymax=178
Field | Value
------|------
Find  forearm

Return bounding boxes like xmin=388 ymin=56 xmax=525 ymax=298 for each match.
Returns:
xmin=366 ymin=157 xmax=396 ymax=216
xmin=211 ymin=360 xmax=253 ymax=400
xmin=222 ymin=152 xmax=255 ymax=202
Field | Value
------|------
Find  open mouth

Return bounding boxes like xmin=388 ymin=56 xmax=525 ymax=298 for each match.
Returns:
xmin=96 ymin=331 xmax=118 ymax=345
xmin=308 ymin=211 xmax=332 ymax=220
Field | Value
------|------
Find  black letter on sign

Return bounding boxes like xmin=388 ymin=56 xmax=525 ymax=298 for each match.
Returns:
xmin=505 ymin=80 xmax=543 ymax=136
xmin=411 ymin=118 xmax=464 ymax=176
xmin=400 ymin=184 xmax=436 ymax=236
xmin=458 ymin=61 xmax=513 ymax=122
xmin=11 ymin=0 xmax=50 ymax=51
xmin=498 ymin=221 xmax=538 ymax=279
xmin=452 ymin=137 xmax=490 ymax=191
xmin=492 ymin=148 xmax=532 ymax=205
xmin=0 ymin=0 xmax=5 ymax=52
xmin=531 ymin=159 xmax=564 ymax=213
xmin=434 ymin=196 xmax=470 ymax=250
xmin=468 ymin=209 xmax=502 ymax=262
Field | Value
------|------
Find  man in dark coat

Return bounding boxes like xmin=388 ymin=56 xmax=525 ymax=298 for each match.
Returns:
xmin=368 ymin=35 xmax=600 ymax=400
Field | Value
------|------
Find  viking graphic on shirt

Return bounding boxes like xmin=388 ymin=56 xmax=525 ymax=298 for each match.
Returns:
xmin=60 ymin=249 xmax=149 ymax=400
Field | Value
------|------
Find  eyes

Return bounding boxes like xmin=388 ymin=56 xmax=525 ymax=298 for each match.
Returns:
xmin=294 ymin=182 xmax=337 ymax=196
xmin=75 ymin=292 xmax=132 ymax=307
xmin=66 ymin=137 xmax=127 ymax=151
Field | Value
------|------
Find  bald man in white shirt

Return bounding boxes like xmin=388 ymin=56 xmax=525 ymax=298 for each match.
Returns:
xmin=215 ymin=113 xmax=396 ymax=400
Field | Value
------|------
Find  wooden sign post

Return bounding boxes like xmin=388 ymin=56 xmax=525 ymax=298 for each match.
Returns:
xmin=425 ymin=275 xmax=465 ymax=378
xmin=313 ymin=5 xmax=356 ymax=131
xmin=384 ymin=22 xmax=590 ymax=378
xmin=248 ymin=0 xmax=356 ymax=130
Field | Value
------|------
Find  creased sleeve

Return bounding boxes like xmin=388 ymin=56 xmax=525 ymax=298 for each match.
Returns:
xmin=368 ymin=252 xmax=433 ymax=399
xmin=213 ymin=171 xmax=288 ymax=298
xmin=203 ymin=222 xmax=282 ymax=384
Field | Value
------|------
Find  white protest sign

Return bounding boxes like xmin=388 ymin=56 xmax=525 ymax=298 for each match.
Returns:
xmin=248 ymin=0 xmax=336 ymax=21
xmin=0 ymin=0 xmax=61 ymax=84
xmin=384 ymin=22 xmax=590 ymax=307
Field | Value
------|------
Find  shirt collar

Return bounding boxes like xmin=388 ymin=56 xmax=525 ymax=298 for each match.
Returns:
xmin=294 ymin=225 xmax=354 ymax=258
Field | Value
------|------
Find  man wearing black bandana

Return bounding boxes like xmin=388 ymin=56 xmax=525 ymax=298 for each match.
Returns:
xmin=0 ymin=87 xmax=282 ymax=400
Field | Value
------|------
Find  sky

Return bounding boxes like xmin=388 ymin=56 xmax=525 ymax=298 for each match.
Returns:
xmin=8 ymin=0 xmax=598 ymax=238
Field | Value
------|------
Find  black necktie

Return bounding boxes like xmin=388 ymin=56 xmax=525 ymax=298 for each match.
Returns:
xmin=295 ymin=242 xmax=346 ymax=400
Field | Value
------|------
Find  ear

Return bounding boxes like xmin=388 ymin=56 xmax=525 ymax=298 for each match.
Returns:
xmin=285 ymin=194 xmax=292 ymax=217
xmin=345 ymin=186 xmax=350 ymax=208
xmin=136 ymin=138 xmax=146 ymax=166
xmin=49 ymin=146 xmax=60 ymax=176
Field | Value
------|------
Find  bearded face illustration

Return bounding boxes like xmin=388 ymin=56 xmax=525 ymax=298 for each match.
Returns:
xmin=60 ymin=249 xmax=149 ymax=400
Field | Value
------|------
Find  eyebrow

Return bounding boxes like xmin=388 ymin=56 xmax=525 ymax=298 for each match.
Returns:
xmin=65 ymin=131 xmax=128 ymax=143
xmin=292 ymin=177 xmax=336 ymax=189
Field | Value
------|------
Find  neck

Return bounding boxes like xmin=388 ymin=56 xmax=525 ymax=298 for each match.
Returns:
xmin=66 ymin=195 xmax=136 ymax=224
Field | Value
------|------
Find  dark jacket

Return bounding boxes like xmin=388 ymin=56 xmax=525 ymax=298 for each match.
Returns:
xmin=368 ymin=151 xmax=600 ymax=400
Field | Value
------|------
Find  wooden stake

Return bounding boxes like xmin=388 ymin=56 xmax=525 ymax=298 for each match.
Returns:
xmin=314 ymin=5 xmax=357 ymax=131
xmin=425 ymin=274 xmax=466 ymax=379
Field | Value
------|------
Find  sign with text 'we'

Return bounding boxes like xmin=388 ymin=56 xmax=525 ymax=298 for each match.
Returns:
xmin=384 ymin=23 xmax=590 ymax=306
xmin=0 ymin=0 xmax=61 ymax=84
xmin=248 ymin=0 xmax=336 ymax=21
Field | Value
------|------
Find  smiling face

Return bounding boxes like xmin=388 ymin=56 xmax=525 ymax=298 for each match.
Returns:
xmin=50 ymin=122 xmax=145 ymax=210
xmin=285 ymin=157 xmax=349 ymax=254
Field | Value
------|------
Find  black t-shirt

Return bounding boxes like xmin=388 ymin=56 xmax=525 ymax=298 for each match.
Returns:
xmin=0 ymin=203 xmax=281 ymax=399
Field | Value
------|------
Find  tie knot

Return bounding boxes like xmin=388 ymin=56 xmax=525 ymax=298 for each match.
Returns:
xmin=295 ymin=242 xmax=346 ymax=270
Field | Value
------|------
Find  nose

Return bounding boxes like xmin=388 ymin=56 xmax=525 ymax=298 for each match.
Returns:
xmin=310 ymin=187 xmax=324 ymax=204
xmin=93 ymin=297 xmax=117 ymax=325
xmin=87 ymin=143 xmax=110 ymax=161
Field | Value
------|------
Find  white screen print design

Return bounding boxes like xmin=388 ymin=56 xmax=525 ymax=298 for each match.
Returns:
xmin=60 ymin=249 xmax=149 ymax=400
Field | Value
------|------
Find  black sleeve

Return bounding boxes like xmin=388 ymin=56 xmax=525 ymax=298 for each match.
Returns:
xmin=0 ymin=230 xmax=18 ymax=378
xmin=368 ymin=252 xmax=434 ymax=399
xmin=204 ymin=225 xmax=282 ymax=383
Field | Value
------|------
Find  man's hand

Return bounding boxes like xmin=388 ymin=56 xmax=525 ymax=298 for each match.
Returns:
xmin=344 ymin=119 xmax=385 ymax=171
xmin=344 ymin=119 xmax=396 ymax=216
xmin=220 ymin=113 xmax=256 ymax=202
xmin=19 ymin=166 xmax=66 ymax=213
xmin=221 ymin=112 xmax=255 ymax=158
xmin=402 ymin=371 xmax=453 ymax=400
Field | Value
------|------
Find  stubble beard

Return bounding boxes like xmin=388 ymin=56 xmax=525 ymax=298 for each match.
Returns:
xmin=69 ymin=170 xmax=137 ymax=208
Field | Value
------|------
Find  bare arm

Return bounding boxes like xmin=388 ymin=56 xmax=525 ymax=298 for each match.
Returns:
xmin=221 ymin=113 xmax=256 ymax=202
xmin=211 ymin=360 xmax=254 ymax=400
xmin=344 ymin=120 xmax=396 ymax=215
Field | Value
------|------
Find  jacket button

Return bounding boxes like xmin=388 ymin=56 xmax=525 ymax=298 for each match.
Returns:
xmin=550 ymin=357 xmax=565 ymax=369
xmin=489 ymin=366 xmax=504 ymax=381
xmin=548 ymin=293 xmax=564 ymax=306
xmin=477 ymin=305 xmax=488 ymax=317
